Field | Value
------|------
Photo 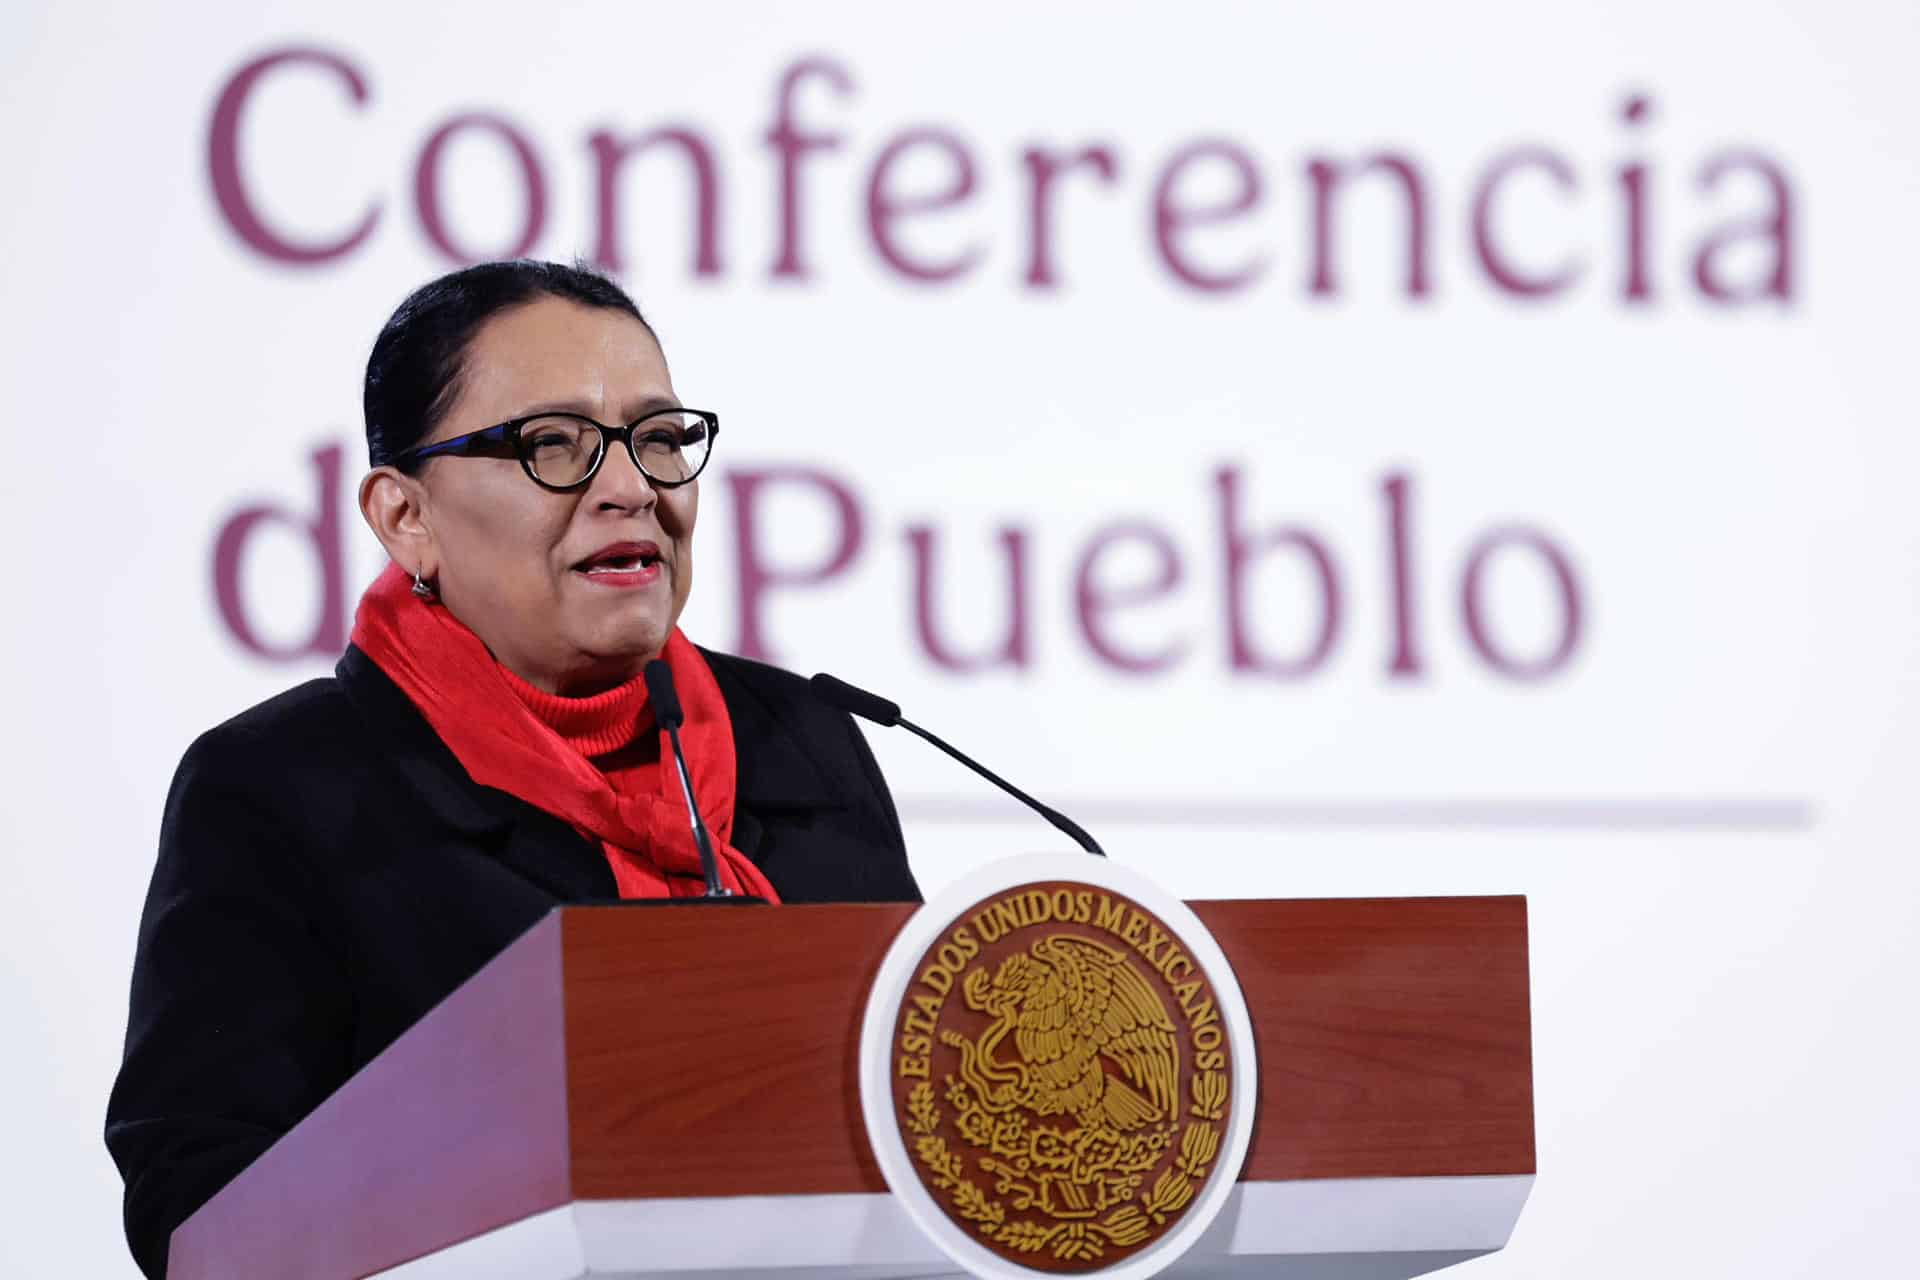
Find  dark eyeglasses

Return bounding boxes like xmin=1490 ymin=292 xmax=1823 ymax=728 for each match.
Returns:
xmin=389 ymin=407 xmax=719 ymax=491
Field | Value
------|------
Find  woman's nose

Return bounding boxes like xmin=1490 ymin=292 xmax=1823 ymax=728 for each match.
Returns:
xmin=589 ymin=436 xmax=658 ymax=510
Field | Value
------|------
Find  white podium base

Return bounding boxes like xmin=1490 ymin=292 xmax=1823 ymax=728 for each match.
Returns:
xmin=372 ymin=1174 xmax=1532 ymax=1280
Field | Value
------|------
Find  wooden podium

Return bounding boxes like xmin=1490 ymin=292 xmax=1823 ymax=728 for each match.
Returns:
xmin=167 ymin=897 xmax=1533 ymax=1279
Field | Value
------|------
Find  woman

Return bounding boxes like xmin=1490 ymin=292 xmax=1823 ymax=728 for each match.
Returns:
xmin=104 ymin=261 xmax=919 ymax=1278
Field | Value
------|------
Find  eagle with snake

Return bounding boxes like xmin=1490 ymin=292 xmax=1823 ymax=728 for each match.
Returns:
xmin=942 ymin=934 xmax=1180 ymax=1134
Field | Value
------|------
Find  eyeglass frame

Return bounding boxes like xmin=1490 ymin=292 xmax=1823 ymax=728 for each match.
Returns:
xmin=386 ymin=407 xmax=720 ymax=492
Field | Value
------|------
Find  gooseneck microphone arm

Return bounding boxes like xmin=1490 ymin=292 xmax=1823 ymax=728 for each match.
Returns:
xmin=896 ymin=719 xmax=1108 ymax=858
xmin=644 ymin=660 xmax=729 ymax=897
xmin=809 ymin=672 xmax=1107 ymax=858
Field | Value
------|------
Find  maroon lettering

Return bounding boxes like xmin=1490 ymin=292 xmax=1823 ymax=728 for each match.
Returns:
xmin=211 ymin=445 xmax=347 ymax=659
xmin=1307 ymin=152 xmax=1430 ymax=297
xmin=1461 ymin=527 xmax=1583 ymax=679
xmin=1021 ymin=143 xmax=1120 ymax=288
xmin=766 ymin=58 xmax=854 ymax=280
xmin=906 ymin=526 xmax=1031 ymax=671
xmin=1073 ymin=522 xmax=1187 ymax=673
xmin=588 ymin=126 xmax=723 ymax=278
xmin=1382 ymin=471 xmax=1423 ymax=678
xmin=1216 ymin=466 xmax=1341 ymax=677
xmin=1472 ymin=147 xmax=1582 ymax=297
xmin=1619 ymin=94 xmax=1654 ymax=303
xmin=726 ymin=467 xmax=865 ymax=661
xmin=1152 ymin=140 xmax=1265 ymax=292
xmin=207 ymin=47 xmax=378 ymax=265
xmin=866 ymin=128 xmax=982 ymax=282
xmin=201 ymin=53 xmax=1804 ymax=311
xmin=414 ymin=113 xmax=547 ymax=264
xmin=1693 ymin=150 xmax=1795 ymax=303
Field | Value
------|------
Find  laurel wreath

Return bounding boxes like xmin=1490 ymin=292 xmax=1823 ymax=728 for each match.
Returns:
xmin=1133 ymin=1072 xmax=1226 ymax=1224
xmin=1190 ymin=1069 xmax=1228 ymax=1121
xmin=901 ymin=1070 xmax=1229 ymax=1260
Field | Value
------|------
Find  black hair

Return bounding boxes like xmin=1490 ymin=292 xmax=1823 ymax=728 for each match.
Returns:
xmin=363 ymin=259 xmax=651 ymax=468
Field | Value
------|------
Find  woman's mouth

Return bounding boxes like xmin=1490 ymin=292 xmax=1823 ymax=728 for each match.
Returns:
xmin=574 ymin=542 xmax=664 ymax=588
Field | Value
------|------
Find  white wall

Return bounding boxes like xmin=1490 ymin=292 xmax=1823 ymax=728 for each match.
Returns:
xmin=3 ymin=1 xmax=1916 ymax=1275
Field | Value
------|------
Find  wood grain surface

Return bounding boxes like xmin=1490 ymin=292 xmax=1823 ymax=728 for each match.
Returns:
xmin=561 ymin=895 xmax=1533 ymax=1196
xmin=170 ymin=894 xmax=1531 ymax=1276
xmin=1203 ymin=896 xmax=1534 ymax=1181
xmin=562 ymin=901 xmax=914 ymax=1197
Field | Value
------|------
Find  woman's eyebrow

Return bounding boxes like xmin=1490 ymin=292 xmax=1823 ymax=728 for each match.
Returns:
xmin=625 ymin=394 xmax=682 ymax=419
xmin=508 ymin=394 xmax=681 ymax=421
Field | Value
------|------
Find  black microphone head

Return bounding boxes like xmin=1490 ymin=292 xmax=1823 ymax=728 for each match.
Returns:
xmin=643 ymin=659 xmax=685 ymax=730
xmin=810 ymin=672 xmax=901 ymax=727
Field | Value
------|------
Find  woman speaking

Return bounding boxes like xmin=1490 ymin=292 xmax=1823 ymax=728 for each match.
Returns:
xmin=104 ymin=261 xmax=920 ymax=1278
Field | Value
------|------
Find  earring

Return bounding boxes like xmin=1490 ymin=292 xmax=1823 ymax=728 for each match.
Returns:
xmin=411 ymin=570 xmax=437 ymax=601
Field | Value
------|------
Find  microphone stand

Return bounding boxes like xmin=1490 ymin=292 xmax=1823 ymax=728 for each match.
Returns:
xmin=633 ymin=660 xmax=767 ymax=906
xmin=810 ymin=672 xmax=1106 ymax=857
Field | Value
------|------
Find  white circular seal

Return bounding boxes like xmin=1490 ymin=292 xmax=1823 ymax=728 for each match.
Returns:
xmin=859 ymin=853 xmax=1259 ymax=1280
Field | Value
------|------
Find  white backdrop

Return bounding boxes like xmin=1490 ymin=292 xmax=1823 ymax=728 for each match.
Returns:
xmin=3 ymin=1 xmax=1917 ymax=1275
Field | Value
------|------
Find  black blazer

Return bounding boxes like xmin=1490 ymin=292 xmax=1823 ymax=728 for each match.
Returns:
xmin=104 ymin=645 xmax=919 ymax=1279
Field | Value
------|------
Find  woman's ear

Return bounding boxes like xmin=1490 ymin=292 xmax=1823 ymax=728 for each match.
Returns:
xmin=359 ymin=467 xmax=437 ymax=578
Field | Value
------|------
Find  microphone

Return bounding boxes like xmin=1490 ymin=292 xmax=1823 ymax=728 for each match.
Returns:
xmin=810 ymin=672 xmax=1106 ymax=857
xmin=644 ymin=659 xmax=732 ymax=897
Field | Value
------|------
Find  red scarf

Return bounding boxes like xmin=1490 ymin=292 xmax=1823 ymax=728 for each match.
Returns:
xmin=350 ymin=563 xmax=779 ymax=901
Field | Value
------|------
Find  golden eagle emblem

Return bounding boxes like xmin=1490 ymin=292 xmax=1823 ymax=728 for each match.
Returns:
xmin=892 ymin=888 xmax=1235 ymax=1271
xmin=946 ymin=935 xmax=1180 ymax=1140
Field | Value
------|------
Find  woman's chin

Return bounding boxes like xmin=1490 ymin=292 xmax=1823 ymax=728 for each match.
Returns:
xmin=574 ymin=619 xmax=670 ymax=672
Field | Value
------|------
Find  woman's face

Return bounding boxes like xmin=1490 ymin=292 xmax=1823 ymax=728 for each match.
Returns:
xmin=404 ymin=296 xmax=697 ymax=694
